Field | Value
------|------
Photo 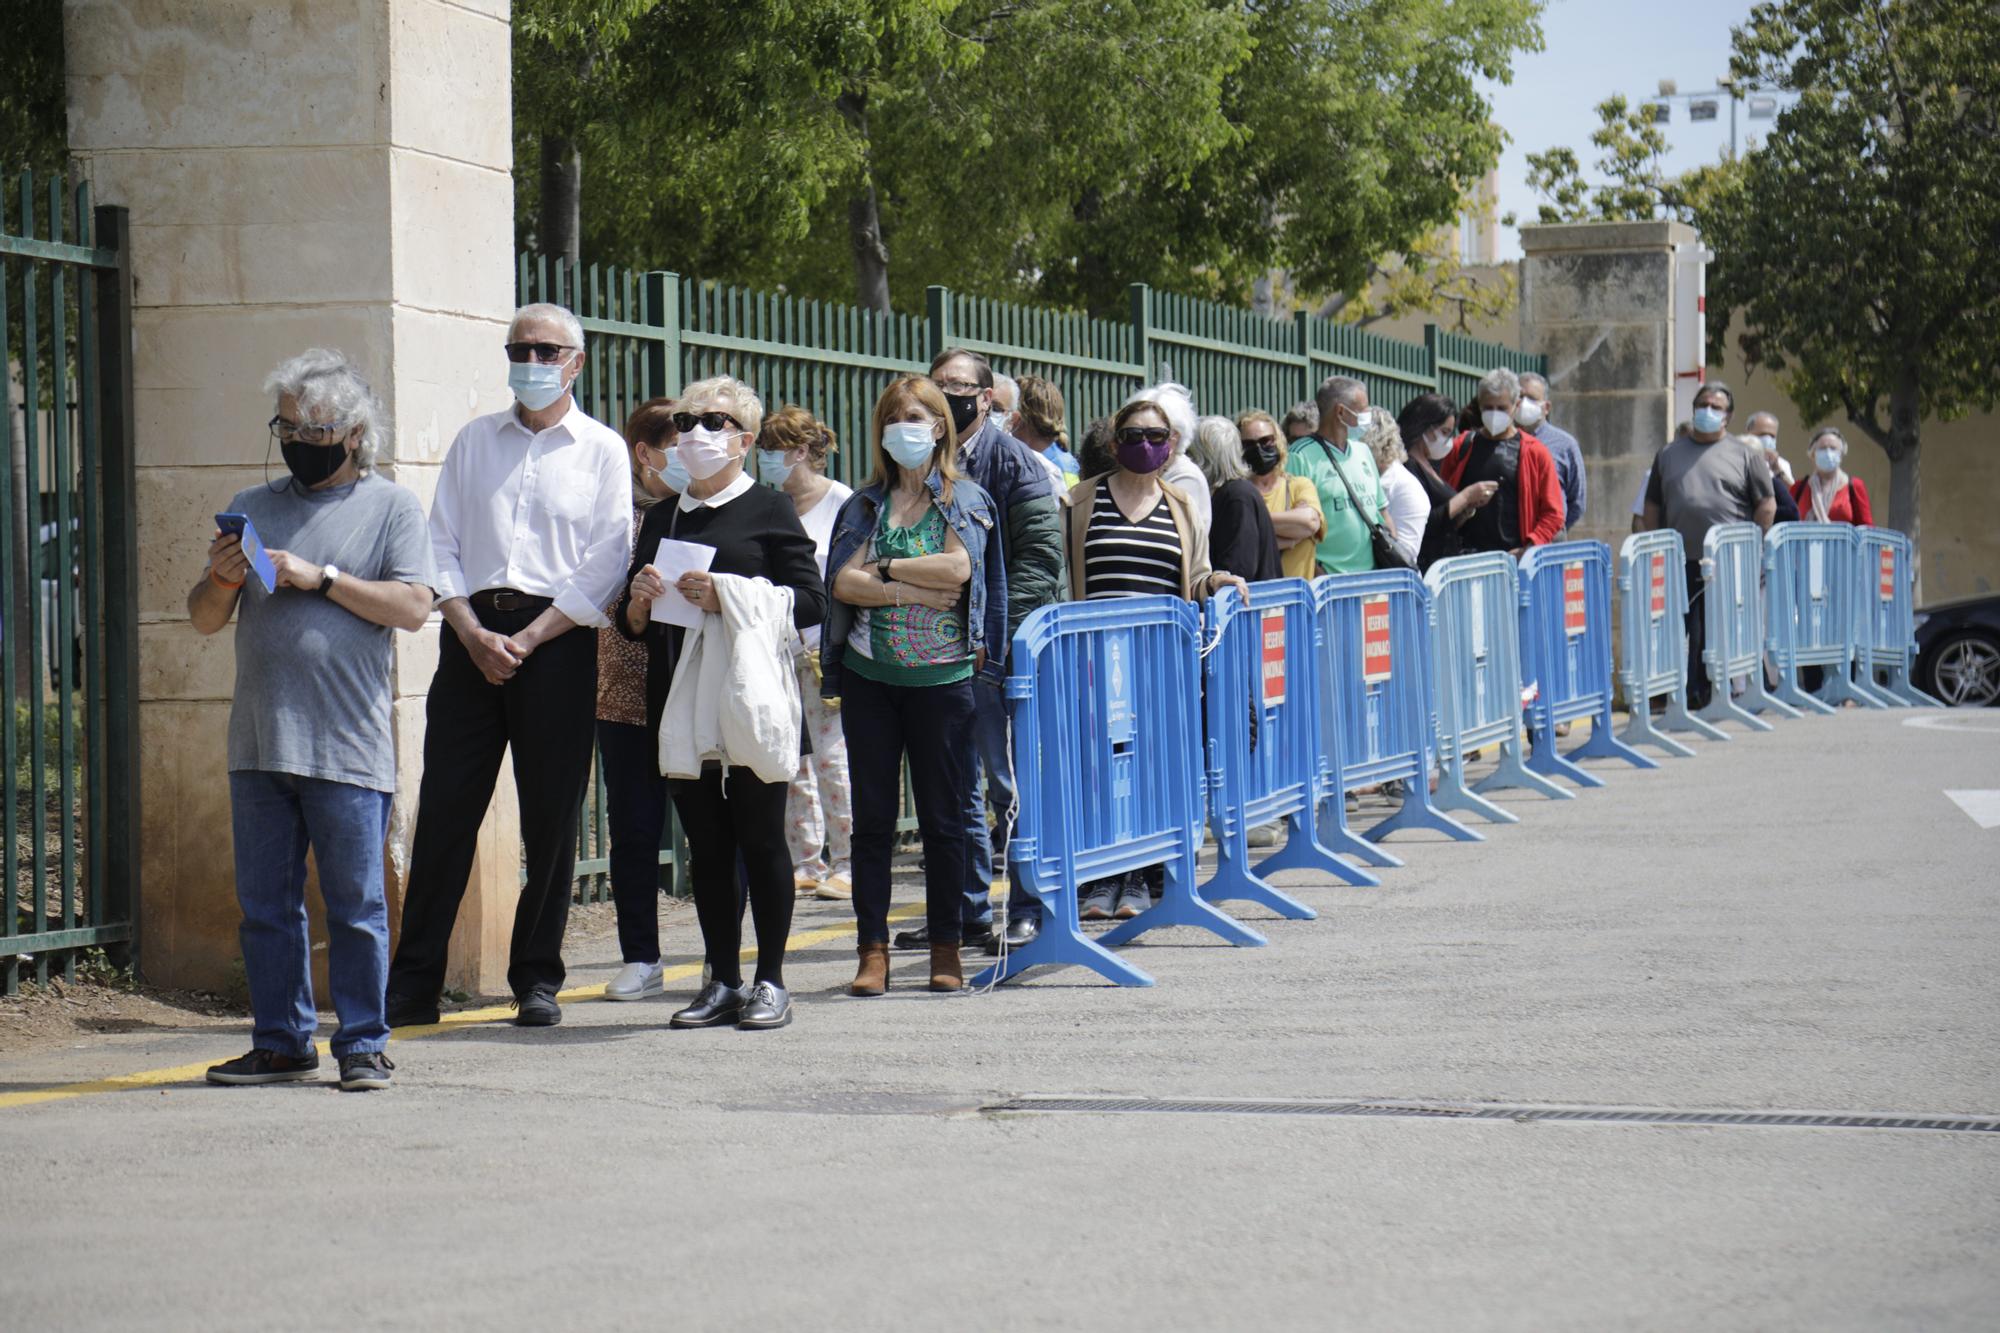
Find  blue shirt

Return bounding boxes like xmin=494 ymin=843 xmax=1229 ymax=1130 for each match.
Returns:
xmin=1536 ymin=420 xmax=1587 ymax=528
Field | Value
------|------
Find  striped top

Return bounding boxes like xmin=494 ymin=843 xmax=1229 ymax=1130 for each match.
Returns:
xmin=1083 ymin=486 xmax=1183 ymax=600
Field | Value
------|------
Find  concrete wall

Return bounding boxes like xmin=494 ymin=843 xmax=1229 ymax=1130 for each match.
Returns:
xmin=64 ymin=0 xmax=522 ymax=992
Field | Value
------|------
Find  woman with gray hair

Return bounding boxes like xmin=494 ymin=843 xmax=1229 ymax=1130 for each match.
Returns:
xmin=1190 ymin=414 xmax=1281 ymax=581
xmin=1124 ymin=382 xmax=1213 ymax=533
xmin=1363 ymin=408 xmax=1429 ymax=567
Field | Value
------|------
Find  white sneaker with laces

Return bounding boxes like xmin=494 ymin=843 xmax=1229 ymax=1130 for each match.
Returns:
xmin=604 ymin=960 xmax=665 ymax=1001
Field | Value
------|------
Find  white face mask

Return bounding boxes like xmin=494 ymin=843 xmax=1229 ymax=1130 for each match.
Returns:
xmin=1513 ymin=398 xmax=1545 ymax=428
xmin=676 ymin=425 xmax=740 ymax=480
xmin=1756 ymin=433 xmax=1778 ymax=452
xmin=1480 ymin=408 xmax=1514 ymax=438
xmin=1424 ymin=428 xmax=1454 ymax=460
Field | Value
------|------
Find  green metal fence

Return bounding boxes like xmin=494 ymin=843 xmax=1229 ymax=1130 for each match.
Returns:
xmin=2 ymin=171 xmax=140 ymax=990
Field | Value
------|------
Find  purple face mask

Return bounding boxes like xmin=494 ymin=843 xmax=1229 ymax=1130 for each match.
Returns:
xmin=1115 ymin=434 xmax=1173 ymax=474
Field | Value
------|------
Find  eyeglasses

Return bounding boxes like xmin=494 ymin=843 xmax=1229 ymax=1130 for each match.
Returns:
xmin=268 ymin=414 xmax=349 ymax=446
xmin=933 ymin=379 xmax=982 ymax=397
xmin=671 ymin=411 xmax=743 ymax=433
xmin=1117 ymin=427 xmax=1171 ymax=446
xmin=1241 ymin=434 xmax=1278 ymax=449
xmin=503 ymin=341 xmax=577 ymax=364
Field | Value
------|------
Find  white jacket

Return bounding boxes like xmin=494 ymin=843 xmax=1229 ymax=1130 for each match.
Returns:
xmin=658 ymin=573 xmax=800 ymax=783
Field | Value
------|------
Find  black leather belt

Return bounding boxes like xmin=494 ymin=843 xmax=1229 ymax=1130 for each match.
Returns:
xmin=471 ymin=588 xmax=551 ymax=613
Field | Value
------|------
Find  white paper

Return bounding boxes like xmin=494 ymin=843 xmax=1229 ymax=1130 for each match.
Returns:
xmin=648 ymin=538 xmax=716 ymax=628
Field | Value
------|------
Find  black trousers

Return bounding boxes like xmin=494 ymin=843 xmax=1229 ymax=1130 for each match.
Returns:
xmin=597 ymin=720 xmax=669 ymax=965
xmin=388 ymin=603 xmax=596 ymax=1000
xmin=840 ymin=670 xmax=975 ymax=947
xmin=1684 ymin=559 xmax=1712 ymax=708
xmin=671 ymin=765 xmax=793 ymax=987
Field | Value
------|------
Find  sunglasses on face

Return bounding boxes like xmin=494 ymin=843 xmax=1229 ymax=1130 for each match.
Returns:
xmin=1241 ymin=434 xmax=1278 ymax=449
xmin=503 ymin=341 xmax=576 ymax=364
xmin=1117 ymin=427 xmax=1171 ymax=446
xmin=672 ymin=411 xmax=743 ymax=433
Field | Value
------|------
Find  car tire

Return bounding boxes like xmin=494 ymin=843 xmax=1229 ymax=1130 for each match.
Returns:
xmin=1923 ymin=630 xmax=2000 ymax=708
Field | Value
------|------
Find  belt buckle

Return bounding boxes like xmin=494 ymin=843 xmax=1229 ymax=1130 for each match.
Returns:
xmin=489 ymin=590 xmax=521 ymax=612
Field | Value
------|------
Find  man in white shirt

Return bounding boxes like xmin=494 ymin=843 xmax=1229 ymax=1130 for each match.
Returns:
xmin=385 ymin=304 xmax=632 ymax=1028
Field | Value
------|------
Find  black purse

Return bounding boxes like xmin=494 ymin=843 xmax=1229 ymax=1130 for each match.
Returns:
xmin=1319 ymin=437 xmax=1413 ymax=572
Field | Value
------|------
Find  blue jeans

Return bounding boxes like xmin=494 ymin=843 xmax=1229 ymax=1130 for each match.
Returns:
xmin=229 ymin=770 xmax=393 ymax=1058
xmin=962 ymin=677 xmax=1025 ymax=928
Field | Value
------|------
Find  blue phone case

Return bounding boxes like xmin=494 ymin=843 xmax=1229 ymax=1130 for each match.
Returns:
xmin=215 ymin=513 xmax=278 ymax=594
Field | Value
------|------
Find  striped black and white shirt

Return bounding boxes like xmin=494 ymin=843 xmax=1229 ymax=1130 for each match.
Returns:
xmin=1083 ymin=487 xmax=1183 ymax=600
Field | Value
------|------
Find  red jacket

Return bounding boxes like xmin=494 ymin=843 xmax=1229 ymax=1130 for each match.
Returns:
xmin=1439 ymin=429 xmax=1566 ymax=547
xmin=1790 ymin=475 xmax=1872 ymax=526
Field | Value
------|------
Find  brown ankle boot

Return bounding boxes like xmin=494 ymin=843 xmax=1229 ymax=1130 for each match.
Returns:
xmin=851 ymin=942 xmax=890 ymax=997
xmin=928 ymin=940 xmax=963 ymax=992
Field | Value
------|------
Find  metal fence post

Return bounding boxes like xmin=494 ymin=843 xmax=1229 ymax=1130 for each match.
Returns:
xmin=92 ymin=203 xmax=140 ymax=965
xmin=926 ymin=284 xmax=952 ymax=363
xmin=1294 ymin=309 xmax=1315 ymax=405
xmin=1422 ymin=324 xmax=1440 ymax=395
xmin=645 ymin=270 xmax=682 ymax=399
xmin=1127 ymin=282 xmax=1152 ymax=380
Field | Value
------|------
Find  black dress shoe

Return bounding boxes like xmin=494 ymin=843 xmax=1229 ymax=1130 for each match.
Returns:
xmin=670 ymin=979 xmax=748 ymax=1029
xmin=986 ymin=915 xmax=1040 ymax=954
xmin=736 ymin=981 xmax=793 ymax=1030
xmin=892 ymin=924 xmax=932 ymax=951
xmin=513 ymin=984 xmax=562 ymax=1027
xmin=384 ymin=991 xmax=440 ymax=1028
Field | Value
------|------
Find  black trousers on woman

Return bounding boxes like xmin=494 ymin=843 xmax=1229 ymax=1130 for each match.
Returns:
xmin=840 ymin=670 xmax=976 ymax=946
xmin=671 ymin=764 xmax=793 ymax=987
xmin=596 ymin=720 xmax=669 ymax=965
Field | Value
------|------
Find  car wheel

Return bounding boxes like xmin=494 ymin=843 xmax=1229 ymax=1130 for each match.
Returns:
xmin=1925 ymin=630 xmax=2000 ymax=707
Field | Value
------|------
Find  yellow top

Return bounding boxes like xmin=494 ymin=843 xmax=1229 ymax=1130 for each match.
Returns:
xmin=1258 ymin=473 xmax=1325 ymax=580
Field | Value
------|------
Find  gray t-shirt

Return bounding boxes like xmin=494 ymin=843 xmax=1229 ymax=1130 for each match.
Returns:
xmin=225 ymin=474 xmax=434 ymax=791
xmin=1644 ymin=432 xmax=1773 ymax=557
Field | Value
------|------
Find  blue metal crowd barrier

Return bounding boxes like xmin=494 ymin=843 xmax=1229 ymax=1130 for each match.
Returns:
xmin=1516 ymin=541 xmax=1652 ymax=786
xmin=1764 ymin=523 xmax=1883 ymax=713
xmin=1196 ymin=581 xmax=1342 ymax=919
xmin=1616 ymin=530 xmax=1725 ymax=755
xmin=971 ymin=596 xmax=1255 ymax=990
xmin=1426 ymin=553 xmax=1568 ymax=823
xmin=1694 ymin=522 xmax=1800 ymax=732
xmin=1854 ymin=526 xmax=1940 ymax=707
xmin=1311 ymin=570 xmax=1476 ymax=847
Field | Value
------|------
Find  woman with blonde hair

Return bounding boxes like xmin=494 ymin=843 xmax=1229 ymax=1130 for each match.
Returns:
xmin=822 ymin=376 xmax=1004 ymax=996
xmin=1234 ymin=409 xmax=1324 ymax=580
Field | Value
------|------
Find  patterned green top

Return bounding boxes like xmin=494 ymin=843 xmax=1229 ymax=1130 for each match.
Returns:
xmin=844 ymin=501 xmax=973 ymax=687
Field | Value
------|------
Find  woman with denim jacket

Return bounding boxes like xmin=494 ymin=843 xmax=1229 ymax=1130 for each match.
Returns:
xmin=821 ymin=376 xmax=1002 ymax=997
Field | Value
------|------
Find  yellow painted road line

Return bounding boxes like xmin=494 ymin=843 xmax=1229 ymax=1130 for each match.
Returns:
xmin=0 ymin=899 xmax=930 ymax=1112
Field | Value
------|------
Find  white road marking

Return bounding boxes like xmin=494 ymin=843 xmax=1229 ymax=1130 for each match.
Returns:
xmin=1944 ymin=790 xmax=2000 ymax=829
xmin=1904 ymin=712 xmax=2000 ymax=733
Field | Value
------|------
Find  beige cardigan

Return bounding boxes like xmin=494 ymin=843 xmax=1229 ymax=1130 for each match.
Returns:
xmin=1065 ymin=473 xmax=1218 ymax=602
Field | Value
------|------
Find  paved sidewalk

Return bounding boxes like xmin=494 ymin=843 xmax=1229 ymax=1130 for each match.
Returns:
xmin=4 ymin=707 xmax=1997 ymax=1331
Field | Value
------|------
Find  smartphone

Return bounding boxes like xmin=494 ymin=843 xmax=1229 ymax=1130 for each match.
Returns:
xmin=214 ymin=513 xmax=278 ymax=594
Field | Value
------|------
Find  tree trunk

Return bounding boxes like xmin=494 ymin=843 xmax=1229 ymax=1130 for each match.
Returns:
xmin=1886 ymin=365 xmax=1922 ymax=593
xmin=539 ymin=134 xmax=582 ymax=268
xmin=847 ymin=183 xmax=892 ymax=315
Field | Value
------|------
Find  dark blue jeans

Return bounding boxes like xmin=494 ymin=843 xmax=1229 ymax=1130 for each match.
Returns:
xmin=596 ymin=720 xmax=669 ymax=964
xmin=228 ymin=770 xmax=392 ymax=1058
xmin=841 ymin=670 xmax=975 ymax=946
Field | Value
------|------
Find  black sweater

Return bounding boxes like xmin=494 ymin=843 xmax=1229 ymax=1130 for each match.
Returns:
xmin=615 ymin=482 xmax=827 ymax=743
xmin=1409 ymin=455 xmax=1467 ymax=573
xmin=1209 ymin=478 xmax=1283 ymax=582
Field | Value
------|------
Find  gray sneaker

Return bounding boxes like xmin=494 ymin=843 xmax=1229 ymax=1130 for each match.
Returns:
xmin=737 ymin=981 xmax=793 ymax=1030
xmin=1079 ymin=879 xmax=1118 ymax=921
xmin=1112 ymin=874 xmax=1151 ymax=920
xmin=338 ymin=1052 xmax=395 ymax=1091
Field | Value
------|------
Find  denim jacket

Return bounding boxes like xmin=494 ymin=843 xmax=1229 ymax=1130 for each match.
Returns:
xmin=820 ymin=471 xmax=1004 ymax=700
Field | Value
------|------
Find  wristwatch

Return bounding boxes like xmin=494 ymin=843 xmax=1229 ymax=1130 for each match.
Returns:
xmin=319 ymin=564 xmax=342 ymax=595
xmin=880 ymin=558 xmax=894 ymax=583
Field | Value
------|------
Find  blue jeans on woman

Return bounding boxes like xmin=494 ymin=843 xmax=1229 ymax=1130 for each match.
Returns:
xmin=228 ymin=770 xmax=393 ymax=1058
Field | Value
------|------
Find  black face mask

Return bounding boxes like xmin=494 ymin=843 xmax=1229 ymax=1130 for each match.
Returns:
xmin=1243 ymin=441 xmax=1281 ymax=476
xmin=281 ymin=438 xmax=352 ymax=489
xmin=944 ymin=391 xmax=982 ymax=437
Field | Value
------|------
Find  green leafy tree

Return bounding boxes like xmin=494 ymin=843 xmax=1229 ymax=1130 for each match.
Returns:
xmin=1524 ymin=94 xmax=1710 ymax=224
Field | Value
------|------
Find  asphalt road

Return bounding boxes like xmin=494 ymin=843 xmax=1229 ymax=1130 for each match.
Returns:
xmin=3 ymin=706 xmax=1997 ymax=1331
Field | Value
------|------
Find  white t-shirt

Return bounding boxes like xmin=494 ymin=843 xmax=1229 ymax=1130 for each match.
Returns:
xmin=794 ymin=479 xmax=852 ymax=649
xmin=1379 ymin=460 xmax=1428 ymax=565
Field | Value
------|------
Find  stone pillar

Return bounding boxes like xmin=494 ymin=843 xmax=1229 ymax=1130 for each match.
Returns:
xmin=64 ymin=0 xmax=522 ymax=995
xmin=1517 ymin=220 xmax=1697 ymax=553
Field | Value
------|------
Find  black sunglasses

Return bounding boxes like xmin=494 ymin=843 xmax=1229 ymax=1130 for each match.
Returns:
xmin=1241 ymin=433 xmax=1278 ymax=449
xmin=1117 ymin=426 xmax=1171 ymax=446
xmin=671 ymin=410 xmax=743 ymax=433
xmin=503 ymin=341 xmax=576 ymax=364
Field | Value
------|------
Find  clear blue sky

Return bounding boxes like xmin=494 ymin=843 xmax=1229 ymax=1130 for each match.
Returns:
xmin=1482 ymin=0 xmax=1777 ymax=259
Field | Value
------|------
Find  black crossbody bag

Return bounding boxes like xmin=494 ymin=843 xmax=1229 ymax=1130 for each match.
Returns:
xmin=1317 ymin=436 xmax=1413 ymax=572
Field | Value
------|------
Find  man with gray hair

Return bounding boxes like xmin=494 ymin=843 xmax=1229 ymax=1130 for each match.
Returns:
xmin=386 ymin=303 xmax=632 ymax=1029
xmin=1287 ymin=374 xmax=1391 ymax=574
xmin=192 ymin=349 xmax=435 ymax=1090
xmin=1435 ymin=366 xmax=1566 ymax=554
xmin=1279 ymin=401 xmax=1319 ymax=445
xmin=1515 ymin=371 xmax=1586 ymax=531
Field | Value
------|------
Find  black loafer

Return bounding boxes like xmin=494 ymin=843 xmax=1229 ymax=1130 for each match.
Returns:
xmin=986 ymin=915 xmax=1040 ymax=954
xmin=891 ymin=924 xmax=932 ymax=951
xmin=737 ymin=981 xmax=793 ymax=1030
xmin=670 ymin=979 xmax=748 ymax=1029
xmin=512 ymin=984 xmax=562 ymax=1027
xmin=383 ymin=991 xmax=440 ymax=1029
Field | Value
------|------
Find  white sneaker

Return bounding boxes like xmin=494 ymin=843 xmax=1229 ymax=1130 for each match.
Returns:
xmin=604 ymin=960 xmax=665 ymax=1001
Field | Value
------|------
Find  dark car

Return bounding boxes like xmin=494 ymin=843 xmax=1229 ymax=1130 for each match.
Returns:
xmin=1914 ymin=593 xmax=2000 ymax=707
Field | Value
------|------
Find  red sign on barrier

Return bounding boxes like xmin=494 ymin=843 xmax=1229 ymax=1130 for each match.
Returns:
xmin=1879 ymin=548 xmax=1895 ymax=602
xmin=1563 ymin=562 xmax=1587 ymax=637
xmin=1260 ymin=608 xmax=1286 ymax=706
xmin=1362 ymin=595 xmax=1392 ymax=683
xmin=1649 ymin=552 xmax=1667 ymax=620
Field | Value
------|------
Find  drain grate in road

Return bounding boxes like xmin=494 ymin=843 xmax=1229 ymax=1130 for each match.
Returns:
xmin=981 ymin=1097 xmax=2000 ymax=1134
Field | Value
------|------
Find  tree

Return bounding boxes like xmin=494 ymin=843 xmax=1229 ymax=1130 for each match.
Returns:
xmin=1704 ymin=0 xmax=2000 ymax=547
xmin=1524 ymin=94 xmax=1716 ymax=225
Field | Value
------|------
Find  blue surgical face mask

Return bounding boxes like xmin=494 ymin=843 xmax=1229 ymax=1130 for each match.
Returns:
xmin=756 ymin=449 xmax=795 ymax=486
xmin=508 ymin=360 xmax=569 ymax=412
xmin=883 ymin=421 xmax=939 ymax=470
xmin=648 ymin=442 xmax=690 ymax=493
xmin=1814 ymin=446 xmax=1842 ymax=473
xmin=1345 ymin=408 xmax=1372 ymax=446
xmin=1691 ymin=405 xmax=1726 ymax=434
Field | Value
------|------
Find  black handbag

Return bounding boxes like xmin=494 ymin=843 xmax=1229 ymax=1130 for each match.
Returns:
xmin=1318 ymin=437 xmax=1413 ymax=572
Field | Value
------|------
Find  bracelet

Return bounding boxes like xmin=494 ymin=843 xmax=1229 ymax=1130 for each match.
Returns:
xmin=893 ymin=583 xmax=902 ymax=608
xmin=209 ymin=566 xmax=244 ymax=590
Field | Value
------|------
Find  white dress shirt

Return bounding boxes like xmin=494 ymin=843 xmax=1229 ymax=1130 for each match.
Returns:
xmin=429 ymin=400 xmax=632 ymax=628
